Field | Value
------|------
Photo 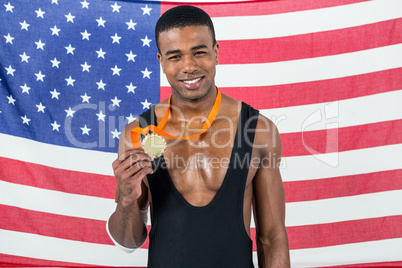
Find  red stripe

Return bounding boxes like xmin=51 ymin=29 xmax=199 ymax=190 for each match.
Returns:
xmin=317 ymin=261 xmax=402 ymax=268
xmin=284 ymin=169 xmax=402 ymax=203
xmin=0 ymin=157 xmax=116 ymax=199
xmin=218 ymin=19 xmax=402 ymax=64
xmin=281 ymin=120 xmax=402 ymax=157
xmin=161 ymin=68 xmax=402 ymax=108
xmin=161 ymin=0 xmax=368 ymax=17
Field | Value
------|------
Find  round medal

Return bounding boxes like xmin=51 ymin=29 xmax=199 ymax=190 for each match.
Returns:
xmin=141 ymin=133 xmax=167 ymax=158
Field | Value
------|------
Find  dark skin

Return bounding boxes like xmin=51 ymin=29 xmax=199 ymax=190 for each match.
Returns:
xmin=109 ymin=25 xmax=290 ymax=267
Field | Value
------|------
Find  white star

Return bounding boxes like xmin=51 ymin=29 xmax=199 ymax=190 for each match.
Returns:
xmin=141 ymin=99 xmax=152 ymax=109
xmin=111 ymin=33 xmax=121 ymax=44
xmin=81 ymin=62 xmax=91 ymax=72
xmin=126 ymin=51 xmax=136 ymax=62
xmin=96 ymin=17 xmax=106 ymax=27
xmin=50 ymin=25 xmax=60 ymax=36
xmin=126 ymin=113 xmax=136 ymax=123
xmin=81 ymin=125 xmax=91 ymax=135
xmin=65 ymin=107 xmax=76 ymax=117
xmin=111 ymin=96 xmax=122 ymax=107
xmin=51 ymin=121 xmax=60 ymax=131
xmin=111 ymin=65 xmax=121 ymax=76
xmin=51 ymin=0 xmax=58 ymax=4
xmin=126 ymin=83 xmax=136 ymax=94
xmin=126 ymin=19 xmax=137 ymax=30
xmin=4 ymin=2 xmax=14 ymax=12
xmin=35 ymin=8 xmax=45 ymax=18
xmin=96 ymin=110 xmax=106 ymax=121
xmin=20 ymin=21 xmax=30 ymax=31
xmin=81 ymin=93 xmax=91 ymax=103
xmin=65 ymin=13 xmax=75 ymax=23
xmin=7 ymin=95 xmax=16 ymax=105
xmin=35 ymin=71 xmax=45 ymax=82
xmin=4 ymin=33 xmax=14 ymax=44
xmin=65 ymin=76 xmax=75 ymax=86
xmin=65 ymin=44 xmax=75 ymax=54
xmin=81 ymin=30 xmax=91 ymax=40
xmin=35 ymin=39 xmax=45 ymax=50
xmin=141 ymin=36 xmax=152 ymax=47
xmin=5 ymin=65 xmax=15 ymax=76
xmin=50 ymin=89 xmax=60 ymax=99
xmin=36 ymin=102 xmax=46 ymax=113
xmin=141 ymin=68 xmax=152 ymax=79
xmin=141 ymin=5 xmax=152 ymax=15
xmin=111 ymin=2 xmax=121 ymax=12
xmin=96 ymin=80 xmax=106 ymax=90
xmin=111 ymin=129 xmax=121 ymax=139
xmin=81 ymin=0 xmax=89 ymax=9
xmin=96 ymin=48 xmax=106 ymax=59
xmin=21 ymin=115 xmax=31 ymax=125
xmin=20 ymin=52 xmax=30 ymax=63
xmin=20 ymin=84 xmax=30 ymax=94
xmin=50 ymin=57 xmax=61 ymax=68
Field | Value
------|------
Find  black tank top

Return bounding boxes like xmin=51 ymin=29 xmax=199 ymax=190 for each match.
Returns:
xmin=139 ymin=102 xmax=259 ymax=268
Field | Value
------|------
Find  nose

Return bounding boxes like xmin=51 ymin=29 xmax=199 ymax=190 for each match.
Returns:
xmin=181 ymin=55 xmax=199 ymax=74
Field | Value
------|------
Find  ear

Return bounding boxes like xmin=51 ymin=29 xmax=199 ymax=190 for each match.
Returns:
xmin=157 ymin=52 xmax=165 ymax=74
xmin=214 ymin=42 xmax=219 ymax=65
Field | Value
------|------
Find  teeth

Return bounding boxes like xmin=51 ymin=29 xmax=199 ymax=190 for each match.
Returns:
xmin=183 ymin=78 xmax=201 ymax=84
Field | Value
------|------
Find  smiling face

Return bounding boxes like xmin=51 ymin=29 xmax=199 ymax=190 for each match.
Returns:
xmin=157 ymin=25 xmax=219 ymax=102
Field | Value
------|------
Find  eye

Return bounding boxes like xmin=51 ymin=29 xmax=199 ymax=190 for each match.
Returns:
xmin=168 ymin=55 xmax=180 ymax=60
xmin=195 ymin=51 xmax=207 ymax=56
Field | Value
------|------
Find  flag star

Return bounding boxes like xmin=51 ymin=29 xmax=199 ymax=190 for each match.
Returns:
xmin=81 ymin=62 xmax=91 ymax=72
xmin=81 ymin=93 xmax=91 ymax=103
xmin=50 ymin=89 xmax=60 ymax=99
xmin=96 ymin=80 xmax=106 ymax=90
xmin=20 ymin=52 xmax=30 ymax=63
xmin=126 ymin=113 xmax=136 ymax=123
xmin=65 ymin=107 xmax=76 ymax=117
xmin=65 ymin=13 xmax=75 ymax=23
xmin=111 ymin=65 xmax=121 ymax=76
xmin=111 ymin=33 xmax=121 ymax=44
xmin=50 ymin=57 xmax=61 ymax=68
xmin=141 ymin=5 xmax=152 ymax=15
xmin=50 ymin=25 xmax=61 ymax=36
xmin=4 ymin=33 xmax=14 ymax=44
xmin=20 ymin=84 xmax=31 ymax=94
xmin=111 ymin=96 xmax=122 ymax=107
xmin=35 ymin=39 xmax=45 ymax=50
xmin=141 ymin=36 xmax=152 ymax=47
xmin=111 ymin=2 xmax=121 ymax=12
xmin=81 ymin=30 xmax=91 ymax=40
xmin=65 ymin=44 xmax=75 ymax=54
xmin=96 ymin=17 xmax=106 ymax=27
xmin=111 ymin=129 xmax=121 ymax=139
xmin=4 ymin=2 xmax=14 ymax=12
xmin=35 ymin=8 xmax=45 ymax=18
xmin=141 ymin=99 xmax=152 ymax=109
xmin=126 ymin=51 xmax=136 ymax=62
xmin=20 ymin=21 xmax=30 ymax=31
xmin=35 ymin=71 xmax=46 ymax=82
xmin=5 ymin=65 xmax=16 ymax=76
xmin=51 ymin=0 xmax=58 ymax=4
xmin=81 ymin=0 xmax=89 ymax=9
xmin=21 ymin=115 xmax=31 ymax=125
xmin=96 ymin=48 xmax=106 ymax=59
xmin=51 ymin=121 xmax=60 ymax=131
xmin=141 ymin=68 xmax=152 ymax=79
xmin=65 ymin=76 xmax=75 ymax=86
xmin=126 ymin=19 xmax=137 ymax=30
xmin=7 ymin=95 xmax=16 ymax=105
xmin=126 ymin=83 xmax=136 ymax=94
xmin=96 ymin=110 xmax=106 ymax=121
xmin=36 ymin=102 xmax=46 ymax=113
xmin=81 ymin=125 xmax=91 ymax=135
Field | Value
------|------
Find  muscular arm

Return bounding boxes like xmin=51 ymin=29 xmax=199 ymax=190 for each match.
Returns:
xmin=253 ymin=116 xmax=290 ymax=267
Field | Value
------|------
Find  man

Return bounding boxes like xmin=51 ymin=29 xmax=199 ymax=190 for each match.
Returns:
xmin=108 ymin=5 xmax=290 ymax=268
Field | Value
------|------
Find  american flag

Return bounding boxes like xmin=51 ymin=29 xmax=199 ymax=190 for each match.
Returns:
xmin=0 ymin=0 xmax=401 ymax=267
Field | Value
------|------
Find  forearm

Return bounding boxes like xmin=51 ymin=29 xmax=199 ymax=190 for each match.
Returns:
xmin=256 ymin=231 xmax=290 ymax=268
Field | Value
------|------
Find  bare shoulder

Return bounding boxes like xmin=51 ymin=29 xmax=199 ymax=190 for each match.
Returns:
xmin=254 ymin=113 xmax=282 ymax=158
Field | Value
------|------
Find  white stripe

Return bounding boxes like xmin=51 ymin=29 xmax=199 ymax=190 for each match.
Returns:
xmin=213 ymin=0 xmax=402 ymax=40
xmin=161 ymin=44 xmax=402 ymax=87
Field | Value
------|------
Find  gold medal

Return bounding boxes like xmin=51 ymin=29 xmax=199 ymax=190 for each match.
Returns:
xmin=141 ymin=133 xmax=167 ymax=158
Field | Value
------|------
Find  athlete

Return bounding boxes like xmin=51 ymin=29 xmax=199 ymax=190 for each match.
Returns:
xmin=108 ymin=5 xmax=290 ymax=267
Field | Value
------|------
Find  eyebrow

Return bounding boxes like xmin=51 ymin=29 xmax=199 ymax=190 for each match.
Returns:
xmin=164 ymin=44 xmax=209 ymax=57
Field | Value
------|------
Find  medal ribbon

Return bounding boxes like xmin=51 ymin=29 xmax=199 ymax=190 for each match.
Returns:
xmin=130 ymin=88 xmax=221 ymax=148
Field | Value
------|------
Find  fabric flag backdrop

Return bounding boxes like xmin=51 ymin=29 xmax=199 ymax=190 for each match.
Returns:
xmin=0 ymin=0 xmax=401 ymax=267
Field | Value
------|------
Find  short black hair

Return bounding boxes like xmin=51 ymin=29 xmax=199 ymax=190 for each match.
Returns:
xmin=155 ymin=5 xmax=216 ymax=52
